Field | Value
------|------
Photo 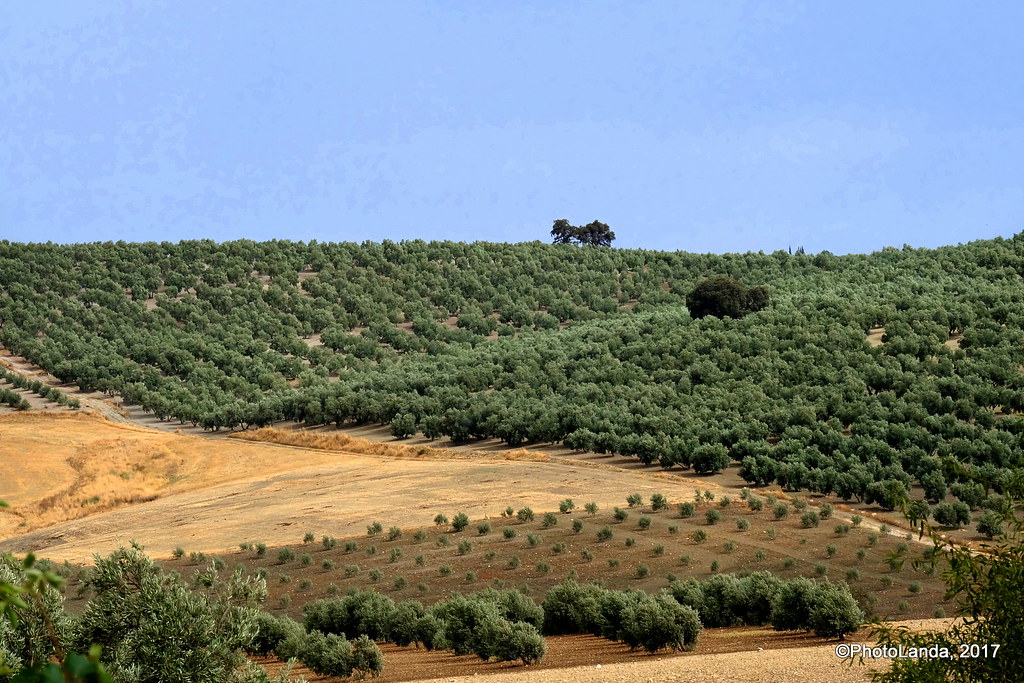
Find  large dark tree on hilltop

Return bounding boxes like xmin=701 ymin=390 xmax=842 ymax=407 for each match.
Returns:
xmin=551 ymin=219 xmax=615 ymax=247
xmin=6 ymin=237 xmax=1024 ymax=505
xmin=686 ymin=276 xmax=770 ymax=319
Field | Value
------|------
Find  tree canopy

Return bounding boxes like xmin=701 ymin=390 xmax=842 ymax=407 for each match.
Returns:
xmin=869 ymin=470 xmax=1024 ymax=682
xmin=685 ymin=276 xmax=770 ymax=319
xmin=550 ymin=219 xmax=616 ymax=247
xmin=2 ymin=235 xmax=1024 ymax=502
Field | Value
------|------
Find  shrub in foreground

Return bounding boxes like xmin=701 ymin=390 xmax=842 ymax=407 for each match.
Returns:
xmin=869 ymin=472 xmax=1024 ymax=682
xmin=769 ymin=578 xmax=863 ymax=638
xmin=488 ymin=619 xmax=546 ymax=664
xmin=807 ymin=582 xmax=863 ymax=639
xmin=297 ymin=630 xmax=355 ymax=677
xmin=303 ymin=590 xmax=397 ymax=642
xmin=71 ymin=545 xmax=267 ymax=681
xmin=298 ymin=630 xmax=384 ymax=678
xmin=247 ymin=611 xmax=304 ymax=656
xmin=620 ymin=594 xmax=701 ymax=653
xmin=540 ymin=580 xmax=605 ymax=635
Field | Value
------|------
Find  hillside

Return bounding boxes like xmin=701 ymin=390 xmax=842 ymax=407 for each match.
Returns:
xmin=0 ymin=412 xmax=732 ymax=563
xmin=4 ymin=408 xmax=950 ymax=683
xmin=4 ymin=237 xmax=1022 ymax=681
xmin=3 ymin=238 xmax=1024 ymax=520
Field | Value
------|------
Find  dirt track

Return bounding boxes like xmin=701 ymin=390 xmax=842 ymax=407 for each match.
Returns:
xmin=259 ymin=621 xmax=960 ymax=683
xmin=407 ymin=619 xmax=952 ymax=683
xmin=0 ymin=351 xmax=137 ymax=426
xmin=408 ymin=644 xmax=883 ymax=683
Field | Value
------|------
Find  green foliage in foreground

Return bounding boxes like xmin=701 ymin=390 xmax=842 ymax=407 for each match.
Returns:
xmin=867 ymin=471 xmax=1024 ymax=683
xmin=292 ymin=568 xmax=862 ymax=660
xmin=0 ymin=544 xmax=111 ymax=683
xmin=0 ymin=523 xmax=869 ymax=681
xmin=0 ymin=539 xmax=298 ymax=683
xmin=541 ymin=570 xmax=861 ymax=643
xmin=540 ymin=580 xmax=701 ymax=653
xmin=73 ymin=545 xmax=270 ymax=682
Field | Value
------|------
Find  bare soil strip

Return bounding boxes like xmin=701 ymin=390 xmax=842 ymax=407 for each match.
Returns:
xmin=260 ymin=621 xmax=956 ymax=683
xmin=1 ymin=409 xmax=959 ymax=683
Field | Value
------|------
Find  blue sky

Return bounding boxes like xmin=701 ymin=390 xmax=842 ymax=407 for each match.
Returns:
xmin=2 ymin=1 xmax=1022 ymax=254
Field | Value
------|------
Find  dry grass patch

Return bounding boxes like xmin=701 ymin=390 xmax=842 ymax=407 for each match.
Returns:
xmin=233 ymin=426 xmax=554 ymax=462
xmin=503 ymin=449 xmax=550 ymax=463
xmin=865 ymin=326 xmax=886 ymax=347
xmin=231 ymin=427 xmax=442 ymax=458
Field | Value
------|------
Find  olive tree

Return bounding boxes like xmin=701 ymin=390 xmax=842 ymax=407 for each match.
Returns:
xmin=869 ymin=471 xmax=1024 ymax=682
xmin=73 ymin=544 xmax=268 ymax=682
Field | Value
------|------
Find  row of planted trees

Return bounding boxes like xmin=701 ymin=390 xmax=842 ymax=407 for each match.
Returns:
xmin=5 ymin=473 xmax=1022 ymax=681
xmin=0 ymin=367 xmax=80 ymax=409
xmin=3 ymin=237 xmax=1024 ymax=500
xmin=250 ymin=569 xmax=863 ymax=673
xmin=1 ymin=543 xmax=860 ymax=681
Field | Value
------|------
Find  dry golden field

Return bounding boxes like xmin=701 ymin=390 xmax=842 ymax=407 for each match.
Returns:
xmin=0 ymin=408 xmax=958 ymax=682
